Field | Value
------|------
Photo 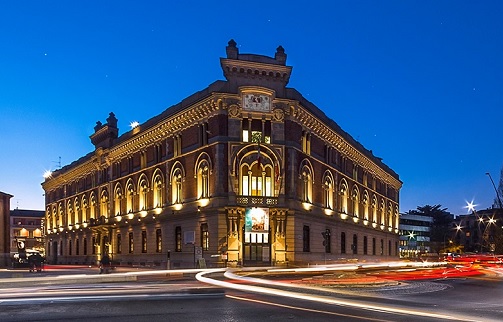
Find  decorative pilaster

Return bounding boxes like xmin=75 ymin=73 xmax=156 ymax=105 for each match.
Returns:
xmin=226 ymin=208 xmax=242 ymax=264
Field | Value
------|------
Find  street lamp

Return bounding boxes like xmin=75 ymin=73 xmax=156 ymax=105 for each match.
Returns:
xmin=486 ymin=172 xmax=503 ymax=209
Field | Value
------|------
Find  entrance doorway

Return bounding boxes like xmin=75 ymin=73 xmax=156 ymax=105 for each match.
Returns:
xmin=242 ymin=207 xmax=270 ymax=266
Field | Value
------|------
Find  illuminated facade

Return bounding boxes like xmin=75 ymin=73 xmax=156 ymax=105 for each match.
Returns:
xmin=10 ymin=209 xmax=45 ymax=256
xmin=42 ymin=40 xmax=402 ymax=268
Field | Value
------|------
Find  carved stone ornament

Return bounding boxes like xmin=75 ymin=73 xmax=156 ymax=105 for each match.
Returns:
xmin=273 ymin=108 xmax=285 ymax=121
xmin=228 ymin=104 xmax=240 ymax=118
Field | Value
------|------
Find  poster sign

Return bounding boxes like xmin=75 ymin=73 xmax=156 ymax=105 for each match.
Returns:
xmin=16 ymin=238 xmax=26 ymax=253
xmin=194 ymin=246 xmax=203 ymax=260
xmin=245 ymin=208 xmax=269 ymax=233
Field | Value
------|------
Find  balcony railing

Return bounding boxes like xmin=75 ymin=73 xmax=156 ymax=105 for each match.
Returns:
xmin=236 ymin=196 xmax=278 ymax=207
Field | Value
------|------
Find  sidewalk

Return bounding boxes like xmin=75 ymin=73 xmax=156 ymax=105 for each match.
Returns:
xmin=0 ymin=265 xmax=198 ymax=288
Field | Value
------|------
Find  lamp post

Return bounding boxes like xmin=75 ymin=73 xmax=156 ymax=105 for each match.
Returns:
xmin=486 ymin=172 xmax=503 ymax=209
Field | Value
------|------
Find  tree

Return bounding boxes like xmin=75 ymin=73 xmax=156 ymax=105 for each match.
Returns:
xmin=414 ymin=205 xmax=454 ymax=255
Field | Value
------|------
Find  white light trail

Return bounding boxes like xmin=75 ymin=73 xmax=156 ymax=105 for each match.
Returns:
xmin=196 ymin=269 xmax=480 ymax=322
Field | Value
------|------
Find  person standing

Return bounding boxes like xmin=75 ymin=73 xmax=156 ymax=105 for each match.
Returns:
xmin=100 ymin=253 xmax=111 ymax=274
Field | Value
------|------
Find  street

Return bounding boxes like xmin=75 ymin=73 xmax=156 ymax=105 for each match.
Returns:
xmin=0 ymin=263 xmax=502 ymax=321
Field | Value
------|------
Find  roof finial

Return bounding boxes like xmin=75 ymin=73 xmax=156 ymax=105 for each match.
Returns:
xmin=275 ymin=45 xmax=287 ymax=65
xmin=226 ymin=39 xmax=239 ymax=59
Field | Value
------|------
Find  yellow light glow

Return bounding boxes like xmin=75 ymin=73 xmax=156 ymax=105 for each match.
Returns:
xmin=340 ymin=213 xmax=348 ymax=220
xmin=173 ymin=203 xmax=183 ymax=211
xmin=115 ymin=216 xmax=122 ymax=222
xmin=154 ymin=207 xmax=162 ymax=215
xmin=43 ymin=170 xmax=52 ymax=179
xmin=140 ymin=210 xmax=148 ymax=217
xmin=302 ymin=202 xmax=312 ymax=211
xmin=198 ymin=198 xmax=210 ymax=207
xmin=324 ymin=209 xmax=333 ymax=216
xmin=130 ymin=121 xmax=140 ymax=129
xmin=352 ymin=216 xmax=359 ymax=223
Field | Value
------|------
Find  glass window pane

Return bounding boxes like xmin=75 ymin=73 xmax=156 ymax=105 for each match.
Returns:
xmin=242 ymin=176 xmax=248 ymax=195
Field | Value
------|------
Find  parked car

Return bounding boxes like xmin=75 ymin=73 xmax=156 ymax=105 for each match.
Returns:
xmin=11 ymin=249 xmax=44 ymax=269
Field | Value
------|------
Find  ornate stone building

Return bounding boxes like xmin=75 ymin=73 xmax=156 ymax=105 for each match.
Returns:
xmin=42 ymin=40 xmax=402 ymax=268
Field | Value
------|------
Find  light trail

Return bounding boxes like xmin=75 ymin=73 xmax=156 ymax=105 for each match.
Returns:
xmin=266 ymin=260 xmax=446 ymax=274
xmin=196 ymin=269 xmax=484 ymax=322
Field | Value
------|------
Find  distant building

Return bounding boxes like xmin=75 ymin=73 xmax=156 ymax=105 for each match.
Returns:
xmin=10 ymin=209 xmax=45 ymax=257
xmin=399 ymin=212 xmax=433 ymax=258
xmin=0 ymin=191 xmax=13 ymax=266
xmin=42 ymin=40 xmax=402 ymax=268
xmin=453 ymin=207 xmax=503 ymax=253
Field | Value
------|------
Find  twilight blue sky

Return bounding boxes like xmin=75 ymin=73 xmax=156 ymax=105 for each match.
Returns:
xmin=1 ymin=1 xmax=502 ymax=215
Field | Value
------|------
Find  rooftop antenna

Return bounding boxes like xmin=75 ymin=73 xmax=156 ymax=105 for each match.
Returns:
xmin=53 ymin=156 xmax=61 ymax=169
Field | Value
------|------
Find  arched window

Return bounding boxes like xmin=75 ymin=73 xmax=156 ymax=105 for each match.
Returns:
xmin=67 ymin=200 xmax=73 ymax=226
xmin=46 ymin=207 xmax=52 ymax=231
xmin=75 ymin=197 xmax=81 ymax=225
xmin=172 ymin=168 xmax=183 ymax=204
xmin=138 ymin=177 xmax=148 ymax=211
xmin=58 ymin=203 xmax=64 ymax=227
xmin=100 ymin=189 xmax=109 ymax=218
xmin=301 ymin=131 xmax=311 ymax=155
xmin=301 ymin=165 xmax=312 ymax=203
xmin=388 ymin=202 xmax=393 ymax=229
xmin=126 ymin=182 xmax=134 ymax=214
xmin=362 ymin=191 xmax=369 ymax=221
xmin=371 ymin=195 xmax=377 ymax=223
xmin=339 ymin=181 xmax=348 ymax=213
xmin=323 ymin=173 xmax=333 ymax=209
xmin=90 ymin=193 xmax=97 ymax=220
xmin=52 ymin=206 xmax=57 ymax=230
xmin=153 ymin=173 xmax=164 ymax=208
xmin=352 ymin=234 xmax=358 ymax=254
xmin=114 ymin=185 xmax=122 ymax=216
xmin=351 ymin=186 xmax=359 ymax=217
xmin=82 ymin=196 xmax=88 ymax=223
xmin=379 ymin=199 xmax=385 ymax=227
xmin=241 ymin=162 xmax=273 ymax=197
xmin=197 ymin=160 xmax=210 ymax=199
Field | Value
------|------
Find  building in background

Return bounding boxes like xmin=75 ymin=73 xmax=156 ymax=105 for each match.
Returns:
xmin=10 ymin=209 xmax=45 ymax=256
xmin=399 ymin=212 xmax=433 ymax=258
xmin=42 ymin=40 xmax=401 ymax=268
xmin=0 ymin=191 xmax=13 ymax=267
xmin=453 ymin=207 xmax=503 ymax=254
